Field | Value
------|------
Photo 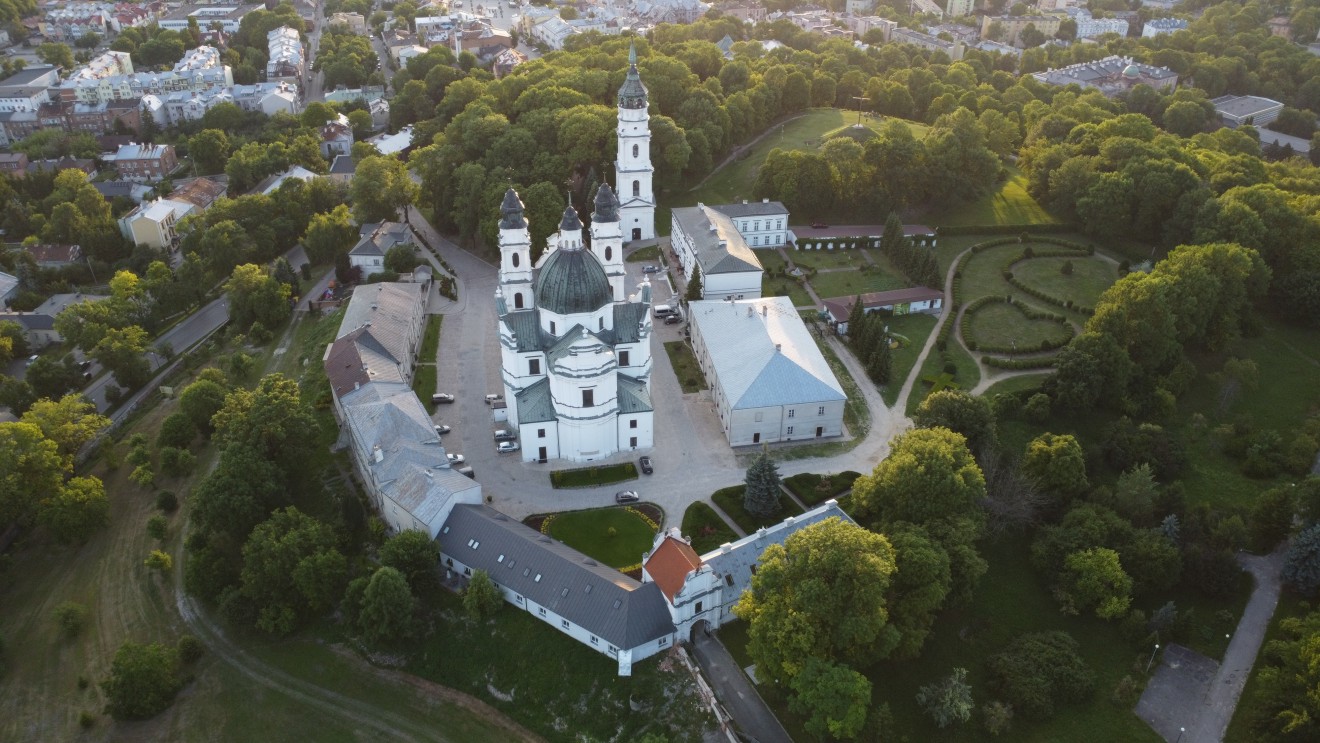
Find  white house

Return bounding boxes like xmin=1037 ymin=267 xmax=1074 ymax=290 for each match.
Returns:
xmin=706 ymin=199 xmax=789 ymax=248
xmin=118 ymin=197 xmax=193 ymax=249
xmin=821 ymin=287 xmax=945 ymax=334
xmin=349 ymin=222 xmax=412 ymax=278
xmin=494 ymin=185 xmax=655 ymax=463
xmin=669 ymin=204 xmax=764 ymax=301
xmin=688 ymin=296 xmax=846 ymax=447
xmin=1142 ymin=17 xmax=1188 ymax=37
xmin=0 ymin=292 xmax=108 ymax=348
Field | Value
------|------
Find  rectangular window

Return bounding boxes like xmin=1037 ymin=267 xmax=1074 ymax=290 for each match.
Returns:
xmin=538 ymin=607 xmax=546 ymax=617
xmin=818 ymin=406 xmax=825 ymax=415
xmin=787 ymin=426 xmax=794 ymax=435
xmin=777 ymin=219 xmax=783 ymax=229
xmin=753 ymin=236 xmax=759 ymax=246
xmin=629 ymin=419 xmax=637 ymax=429
xmin=754 ymin=221 xmax=761 ymax=231
xmin=538 ymin=428 xmax=546 ymax=438
xmin=619 ymin=350 xmax=629 ymax=366
xmin=582 ymin=389 xmax=594 ymax=408
xmin=659 ymin=636 xmax=668 ymax=647
xmin=696 ymin=601 xmax=703 ymax=613
xmin=630 ymin=436 xmax=637 ymax=447
xmin=561 ymin=619 xmax=570 ymax=630
xmin=591 ymin=635 xmax=599 ymax=645
xmin=787 ymin=409 xmax=795 ymax=418
xmin=529 ymin=358 xmax=540 ymax=375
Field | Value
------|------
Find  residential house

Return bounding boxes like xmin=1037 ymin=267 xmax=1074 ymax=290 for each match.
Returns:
xmin=0 ymin=152 xmax=28 ymax=175
xmin=169 ymin=176 xmax=227 ymax=210
xmin=327 ymin=154 xmax=356 ymax=184
xmin=720 ymin=1 xmax=766 ymax=23
xmin=1266 ymin=16 xmax=1292 ymax=41
xmin=25 ymin=243 xmax=83 ymax=267
xmin=112 ymin=142 xmax=178 ymax=182
xmin=350 ymin=222 xmax=412 ymax=278
xmin=0 ymin=86 xmax=51 ymax=113
xmin=0 ymin=271 xmax=17 ymax=309
xmin=849 ymin=15 xmax=896 ymax=40
xmin=365 ymin=124 xmax=413 ymax=156
xmin=820 ymin=287 xmax=945 ymax=334
xmin=118 ymin=198 xmax=192 ymax=249
xmin=254 ymin=165 xmax=319 ymax=195
xmin=708 ymin=200 xmax=790 ymax=249
xmin=889 ymin=27 xmax=963 ymax=59
xmin=0 ymin=293 xmax=108 ymax=347
xmin=669 ymin=204 xmax=765 ymax=300
xmin=329 ymin=281 xmax=427 ymax=402
xmin=945 ymin=0 xmax=975 ymax=17
xmin=1141 ymin=18 xmax=1187 ymax=37
xmin=688 ymin=296 xmax=847 ymax=447
xmin=328 ymin=11 xmax=365 ymax=32
xmin=493 ymin=47 xmax=527 ymax=78
xmin=158 ymin=5 xmax=259 ymax=33
xmin=321 ymin=119 xmax=354 ymax=158
xmin=267 ymin=26 xmax=304 ymax=86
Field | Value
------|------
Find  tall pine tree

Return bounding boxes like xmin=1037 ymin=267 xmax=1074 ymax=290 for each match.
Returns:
xmin=744 ymin=448 xmax=782 ymax=519
xmin=846 ymin=294 xmax=864 ymax=338
xmin=880 ymin=212 xmax=905 ymax=256
xmin=686 ymin=265 xmax=703 ymax=302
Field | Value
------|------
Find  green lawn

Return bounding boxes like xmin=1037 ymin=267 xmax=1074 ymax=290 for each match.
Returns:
xmin=419 ymin=314 xmax=442 ymax=362
xmin=663 ymin=340 xmax=708 ymax=393
xmin=546 ymin=507 xmax=657 ymax=569
xmin=927 ymin=166 xmax=1059 ymax=227
xmin=783 ymin=471 xmax=862 ymax=506
xmin=787 ymin=247 xmax=874 ymax=271
xmin=548 ymin=462 xmax=638 ymax=489
xmin=964 ymin=302 xmax=1073 ymax=350
xmin=882 ymin=313 xmax=939 ymax=406
xmin=1012 ymin=256 xmax=1118 ymax=309
xmin=626 ymin=245 xmax=660 ymax=263
xmin=681 ymin=502 xmax=740 ymax=554
xmin=761 ymin=275 xmax=813 ymax=306
xmin=908 ymin=342 xmax=981 ymax=416
xmin=808 ymin=267 xmax=907 ymax=301
xmin=674 ymin=108 xmax=924 ymax=209
xmin=757 ymin=248 xmax=788 ymax=275
xmin=711 ymin=485 xmax=804 ymax=534
xmin=981 ymin=373 xmax=1051 ymax=398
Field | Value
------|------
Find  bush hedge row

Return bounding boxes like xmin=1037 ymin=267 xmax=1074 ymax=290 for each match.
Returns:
xmin=937 ymin=223 xmax=1079 ymax=236
xmin=982 ymin=355 xmax=1059 ymax=370
xmin=961 ymin=297 xmax=1075 ymax=353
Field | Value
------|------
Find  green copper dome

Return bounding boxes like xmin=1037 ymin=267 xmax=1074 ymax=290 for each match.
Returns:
xmin=535 ymin=247 xmax=612 ymax=316
xmin=618 ymin=42 xmax=648 ymax=110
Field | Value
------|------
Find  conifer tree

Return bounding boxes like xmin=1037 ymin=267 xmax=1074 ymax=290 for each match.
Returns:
xmin=847 ymin=294 xmax=864 ymax=338
xmin=744 ymin=448 xmax=782 ymax=519
xmin=880 ymin=212 xmax=905 ymax=256
xmin=868 ymin=340 xmax=892 ymax=385
xmin=686 ymin=265 xmax=703 ymax=302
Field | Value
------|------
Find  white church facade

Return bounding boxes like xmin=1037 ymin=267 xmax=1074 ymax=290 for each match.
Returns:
xmin=494 ymin=184 xmax=656 ymax=463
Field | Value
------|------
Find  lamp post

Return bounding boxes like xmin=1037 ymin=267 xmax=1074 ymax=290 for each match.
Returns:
xmin=1175 ymin=727 xmax=1185 ymax=743
xmin=1146 ymin=643 xmax=1160 ymax=674
xmin=851 ymin=95 xmax=869 ymax=128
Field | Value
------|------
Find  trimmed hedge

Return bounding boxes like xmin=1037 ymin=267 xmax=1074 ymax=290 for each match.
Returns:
xmin=1001 ymin=248 xmax=1098 ymax=315
xmin=961 ymin=296 xmax=1075 ymax=354
xmin=936 ymin=223 xmax=1079 ymax=236
xmin=549 ymin=462 xmax=639 ymax=488
xmin=982 ymin=355 xmax=1059 ymax=370
xmin=783 ymin=471 xmax=863 ymax=506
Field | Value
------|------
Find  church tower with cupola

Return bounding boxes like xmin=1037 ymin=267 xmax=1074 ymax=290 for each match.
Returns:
xmin=615 ymin=43 xmax=655 ymax=242
xmin=494 ymin=186 xmax=655 ymax=464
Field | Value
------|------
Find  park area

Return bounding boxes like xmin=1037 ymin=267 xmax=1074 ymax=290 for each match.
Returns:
xmin=534 ymin=505 xmax=661 ymax=571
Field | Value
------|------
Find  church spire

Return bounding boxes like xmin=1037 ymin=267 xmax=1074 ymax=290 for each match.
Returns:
xmin=618 ymin=42 xmax=647 ymax=110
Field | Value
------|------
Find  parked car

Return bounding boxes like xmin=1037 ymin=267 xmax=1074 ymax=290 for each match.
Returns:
xmin=447 ymin=453 xmax=465 ymax=464
xmin=78 ymin=359 xmax=92 ymax=370
xmin=493 ymin=429 xmax=516 ymax=441
xmin=496 ymin=441 xmax=520 ymax=453
xmin=638 ymin=456 xmax=653 ymax=475
xmin=810 ymin=221 xmax=828 ymax=229
xmin=484 ymin=393 xmax=504 ymax=404
xmin=664 ymin=314 xmax=681 ymax=325
xmin=614 ymin=490 xmax=640 ymax=504
xmin=434 ymin=424 xmax=451 ymax=435
xmin=642 ymin=265 xmax=659 ymax=273
xmin=431 ymin=393 xmax=455 ymax=404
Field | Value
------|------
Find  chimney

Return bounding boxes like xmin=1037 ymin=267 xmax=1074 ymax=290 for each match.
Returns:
xmin=372 ymin=445 xmax=383 ymax=463
xmin=761 ymin=305 xmax=767 ymax=316
xmin=746 ymin=306 xmax=753 ymax=317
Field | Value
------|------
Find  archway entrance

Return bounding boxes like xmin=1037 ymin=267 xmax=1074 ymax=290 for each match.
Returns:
xmin=632 ymin=228 xmax=642 ymax=240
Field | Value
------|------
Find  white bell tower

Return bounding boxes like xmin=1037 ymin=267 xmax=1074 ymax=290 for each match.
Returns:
xmin=497 ymin=187 xmax=534 ymax=312
xmin=615 ymin=42 xmax=655 ymax=243
xmin=590 ymin=183 xmax=626 ymax=301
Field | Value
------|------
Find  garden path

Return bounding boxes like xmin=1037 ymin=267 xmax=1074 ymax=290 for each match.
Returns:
xmin=778 ymin=483 xmax=810 ymax=512
xmin=709 ymin=500 xmax=748 ymax=538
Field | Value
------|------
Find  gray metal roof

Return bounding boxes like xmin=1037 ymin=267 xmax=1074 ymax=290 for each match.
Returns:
xmin=689 ymin=297 xmax=845 ymax=410
xmin=712 ymin=200 xmax=788 ymax=219
xmin=671 ymin=206 xmax=763 ymax=275
xmin=441 ymin=504 xmax=676 ymax=649
xmin=618 ymin=43 xmax=648 ymax=110
xmin=618 ymin=375 xmax=653 ymax=414
xmin=612 ymin=302 xmax=648 ymax=344
xmin=0 ymin=311 xmax=54 ymax=330
xmin=546 ymin=325 xmax=612 ymax=369
xmin=501 ymin=308 xmax=546 ymax=352
xmin=592 ymin=183 xmax=619 ymax=223
xmin=700 ymin=502 xmax=852 ymax=608
xmin=500 ymin=188 xmax=527 ymax=229
xmin=350 ymin=221 xmax=411 ymax=257
xmin=338 ymin=282 xmax=424 ymax=369
xmin=515 ymin=377 xmax=557 ymax=424
xmin=558 ymin=204 xmax=583 ymax=232
xmin=534 ymin=246 xmax=612 ymax=315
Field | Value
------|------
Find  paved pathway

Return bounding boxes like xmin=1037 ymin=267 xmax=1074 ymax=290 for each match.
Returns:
xmin=691 ymin=627 xmax=792 ymax=743
xmin=1186 ymin=548 xmax=1287 ymax=743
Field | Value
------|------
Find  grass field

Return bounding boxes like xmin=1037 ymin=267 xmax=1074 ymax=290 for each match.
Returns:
xmin=676 ymin=109 xmax=926 ymax=209
xmin=1012 ymin=256 xmax=1118 ymax=309
xmin=908 ymin=342 xmax=981 ymax=416
xmin=981 ymin=373 xmax=1051 ymax=398
xmin=964 ymin=302 xmax=1073 ymax=349
xmin=681 ymin=502 xmax=740 ymax=554
xmin=787 ymin=247 xmax=874 ymax=271
xmin=762 ymin=275 xmax=813 ymax=306
xmin=663 ymin=340 xmax=707 ymax=393
xmin=626 ymin=245 xmax=661 ymax=263
xmin=546 ymin=507 xmax=657 ymax=569
xmin=711 ymin=485 xmax=804 ymax=534
xmin=881 ymin=313 xmax=939 ymax=406
xmin=926 ymin=166 xmax=1059 ymax=227
xmin=809 ymin=267 xmax=907 ymax=300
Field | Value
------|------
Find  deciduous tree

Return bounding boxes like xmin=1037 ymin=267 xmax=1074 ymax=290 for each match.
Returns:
xmin=39 ymin=476 xmax=109 ymax=544
xmin=917 ymin=667 xmax=975 ymax=728
xmin=20 ymin=394 xmax=109 ymax=465
xmin=240 ymin=507 xmax=347 ymax=635
xmin=788 ymin=658 xmax=872 ymax=740
xmin=350 ymin=155 xmax=418 ymax=224
xmin=360 ymin=566 xmax=415 ymax=643
xmin=379 ymin=529 xmax=439 ymax=590
xmin=462 ymin=569 xmax=504 ymax=620
xmin=1057 ymin=548 xmax=1132 ymax=620
xmin=101 ymin=642 xmax=181 ymax=721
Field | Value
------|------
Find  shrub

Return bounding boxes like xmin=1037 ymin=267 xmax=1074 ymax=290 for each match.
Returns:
xmin=982 ymin=701 xmax=1013 ymax=736
xmin=147 ymin=515 xmax=168 ymax=541
xmin=159 ymin=447 xmax=196 ymax=478
xmin=155 ymin=491 xmax=178 ymax=513
xmin=79 ymin=711 xmax=96 ymax=729
xmin=176 ymin=635 xmax=204 ymax=665
xmin=53 ymin=601 xmax=89 ymax=638
xmin=1023 ymin=393 xmax=1052 ymax=422
xmin=987 ymin=631 xmax=1094 ymax=720
xmin=101 ymin=641 xmax=182 ymax=720
xmin=1061 ymin=260 xmax=1074 ymax=276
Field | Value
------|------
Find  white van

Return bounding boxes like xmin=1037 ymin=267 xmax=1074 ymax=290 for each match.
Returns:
xmin=653 ymin=304 xmax=674 ymax=317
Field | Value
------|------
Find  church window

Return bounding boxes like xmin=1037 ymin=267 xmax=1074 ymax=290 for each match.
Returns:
xmin=788 ymin=409 xmax=795 ymax=418
xmin=582 ymin=389 xmax=594 ymax=408
xmin=619 ymin=350 xmax=629 ymax=366
xmin=696 ymin=601 xmax=703 ymax=613
xmin=629 ymin=419 xmax=637 ymax=429
xmin=605 ymin=246 xmax=612 ymax=261
xmin=632 ymin=180 xmax=640 ymax=197
xmin=529 ymin=358 xmax=540 ymax=375
xmin=512 ymin=253 xmax=519 ymax=267
xmin=599 ymin=317 xmax=604 ymax=330
xmin=550 ymin=321 xmax=556 ymax=334
xmin=632 ymin=144 xmax=638 ymax=158
xmin=514 ymin=293 xmax=524 ymax=309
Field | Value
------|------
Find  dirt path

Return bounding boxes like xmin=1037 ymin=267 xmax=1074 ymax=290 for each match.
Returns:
xmin=687 ymin=113 xmax=808 ymax=192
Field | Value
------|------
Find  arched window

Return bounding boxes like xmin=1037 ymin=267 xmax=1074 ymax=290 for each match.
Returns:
xmin=632 ymin=144 xmax=638 ymax=158
xmin=604 ymin=246 xmax=612 ymax=261
xmin=512 ymin=253 xmax=520 ymax=267
xmin=632 ymin=180 xmax=640 ymax=197
xmin=514 ymin=293 xmax=524 ymax=309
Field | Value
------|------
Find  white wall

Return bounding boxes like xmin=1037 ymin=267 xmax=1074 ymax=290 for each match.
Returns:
xmin=701 ymin=270 xmax=762 ymax=301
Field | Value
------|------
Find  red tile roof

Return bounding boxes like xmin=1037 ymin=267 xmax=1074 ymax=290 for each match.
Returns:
xmin=644 ymin=536 xmax=702 ymax=602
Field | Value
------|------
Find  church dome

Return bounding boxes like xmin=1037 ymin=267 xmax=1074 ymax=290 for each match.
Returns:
xmin=1122 ymin=63 xmax=1141 ymax=79
xmin=593 ymin=183 xmax=620 ymax=223
xmin=618 ymin=43 xmax=648 ymax=110
xmin=535 ymin=246 xmax=613 ymax=315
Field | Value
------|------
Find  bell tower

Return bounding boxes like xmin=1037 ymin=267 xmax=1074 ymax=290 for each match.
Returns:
xmin=615 ymin=42 xmax=655 ymax=242
xmin=497 ymin=187 xmax=534 ymax=312
xmin=590 ymin=183 xmax=626 ymax=301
